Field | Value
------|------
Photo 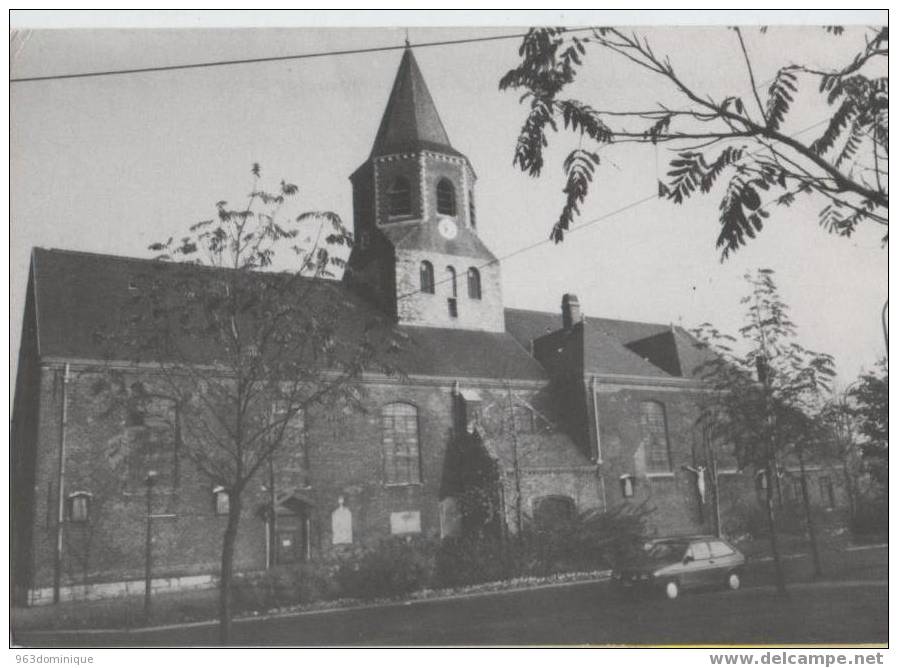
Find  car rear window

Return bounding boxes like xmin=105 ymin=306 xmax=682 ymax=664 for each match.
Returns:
xmin=709 ymin=540 xmax=735 ymax=557
xmin=690 ymin=541 xmax=711 ymax=560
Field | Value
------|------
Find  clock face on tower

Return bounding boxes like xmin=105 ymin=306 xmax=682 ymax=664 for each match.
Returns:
xmin=438 ymin=217 xmax=458 ymax=240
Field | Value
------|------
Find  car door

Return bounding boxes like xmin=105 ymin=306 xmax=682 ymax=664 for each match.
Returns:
xmin=687 ymin=540 xmax=714 ymax=587
xmin=708 ymin=539 xmax=739 ymax=580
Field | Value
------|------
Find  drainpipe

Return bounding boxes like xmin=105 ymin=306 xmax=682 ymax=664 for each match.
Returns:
xmin=591 ymin=377 xmax=607 ymax=512
xmin=53 ymin=363 xmax=70 ymax=604
xmin=591 ymin=376 xmax=603 ymax=464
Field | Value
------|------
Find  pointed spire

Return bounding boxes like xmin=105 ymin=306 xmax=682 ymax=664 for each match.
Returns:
xmin=370 ymin=48 xmax=459 ymax=158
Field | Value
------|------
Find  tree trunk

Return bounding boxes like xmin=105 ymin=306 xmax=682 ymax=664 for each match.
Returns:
xmin=842 ymin=459 xmax=857 ymax=524
xmin=764 ymin=465 xmax=788 ymax=596
xmin=219 ymin=493 xmax=242 ymax=645
xmin=797 ymin=448 xmax=823 ymax=578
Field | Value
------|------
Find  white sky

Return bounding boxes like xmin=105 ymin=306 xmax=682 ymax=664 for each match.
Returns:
xmin=10 ymin=11 xmax=888 ymax=390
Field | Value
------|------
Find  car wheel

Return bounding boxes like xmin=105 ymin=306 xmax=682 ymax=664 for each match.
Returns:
xmin=664 ymin=580 xmax=679 ymax=600
xmin=727 ymin=572 xmax=741 ymax=591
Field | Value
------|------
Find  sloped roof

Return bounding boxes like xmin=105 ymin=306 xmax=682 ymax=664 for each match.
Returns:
xmin=29 ymin=248 xmax=545 ymax=381
xmin=380 ymin=221 xmax=497 ymax=262
xmin=505 ymin=308 xmax=566 ymax=349
xmin=506 ymin=307 xmax=710 ymax=379
xmin=624 ymin=329 xmax=683 ymax=376
xmin=505 ymin=308 xmax=668 ymax=351
xmin=370 ymin=48 xmax=460 ymax=158
xmin=396 ymin=326 xmax=545 ymax=380
xmin=669 ymin=326 xmax=718 ymax=379
xmin=582 ymin=326 xmax=671 ymax=378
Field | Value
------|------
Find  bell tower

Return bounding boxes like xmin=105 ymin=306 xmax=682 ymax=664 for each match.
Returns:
xmin=346 ymin=48 xmax=504 ymax=332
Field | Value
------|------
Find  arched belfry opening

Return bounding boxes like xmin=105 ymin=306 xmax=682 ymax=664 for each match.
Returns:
xmin=345 ymin=46 xmax=504 ymax=332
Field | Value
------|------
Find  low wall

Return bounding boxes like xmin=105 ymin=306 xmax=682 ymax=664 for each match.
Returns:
xmin=28 ymin=572 xmax=218 ymax=606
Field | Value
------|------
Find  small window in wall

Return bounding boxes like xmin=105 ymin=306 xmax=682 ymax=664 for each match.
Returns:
xmin=388 ymin=176 xmax=412 ymax=217
xmin=819 ymin=476 xmax=836 ymax=509
xmin=640 ymin=401 xmax=673 ymax=473
xmin=446 ymin=266 xmax=457 ymax=297
xmin=436 ymin=179 xmax=456 ymax=216
xmin=419 ymin=261 xmax=435 ymax=294
xmin=213 ymin=486 xmax=230 ymax=515
xmin=446 ymin=266 xmax=458 ymax=318
xmin=533 ymin=495 xmax=576 ymax=528
xmin=67 ymin=492 xmax=92 ymax=523
xmin=620 ymin=474 xmax=636 ymax=498
xmin=467 ymin=267 xmax=481 ymax=300
xmin=468 ymin=191 xmax=476 ymax=229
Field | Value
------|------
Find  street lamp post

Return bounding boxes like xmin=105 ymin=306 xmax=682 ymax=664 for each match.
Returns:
xmin=144 ymin=470 xmax=158 ymax=620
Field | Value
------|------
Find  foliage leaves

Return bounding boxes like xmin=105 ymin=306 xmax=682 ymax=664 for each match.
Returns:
xmin=692 ymin=269 xmax=836 ymax=471
xmin=501 ymin=26 xmax=888 ymax=258
xmin=764 ymin=67 xmax=799 ymax=131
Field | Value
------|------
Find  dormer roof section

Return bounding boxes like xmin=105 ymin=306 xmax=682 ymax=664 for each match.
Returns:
xmin=370 ymin=48 xmax=460 ymax=158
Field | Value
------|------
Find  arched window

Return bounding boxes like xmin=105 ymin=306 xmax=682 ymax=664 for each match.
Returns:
xmin=446 ymin=266 xmax=457 ymax=297
xmin=467 ymin=267 xmax=481 ymax=300
xmin=436 ymin=179 xmax=456 ymax=216
xmin=419 ymin=260 xmax=434 ymax=294
xmin=533 ymin=495 xmax=576 ymax=529
xmin=382 ymin=403 xmax=421 ymax=485
xmin=468 ymin=191 xmax=476 ymax=229
xmin=388 ymin=176 xmax=412 ymax=217
xmin=446 ymin=266 xmax=458 ymax=318
xmin=640 ymin=401 xmax=673 ymax=472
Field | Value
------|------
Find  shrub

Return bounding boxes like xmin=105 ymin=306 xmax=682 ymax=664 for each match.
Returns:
xmin=435 ymin=534 xmax=517 ymax=588
xmin=232 ymin=561 xmax=335 ymax=612
xmin=435 ymin=503 xmax=651 ymax=586
xmin=850 ymin=496 xmax=887 ymax=536
xmin=335 ymin=535 xmax=436 ymax=601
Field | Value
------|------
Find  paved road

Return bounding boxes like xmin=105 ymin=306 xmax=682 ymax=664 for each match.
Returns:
xmin=15 ymin=577 xmax=886 ymax=647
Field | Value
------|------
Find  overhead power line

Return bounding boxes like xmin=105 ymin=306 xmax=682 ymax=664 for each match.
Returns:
xmin=10 ymin=27 xmax=597 ymax=83
xmin=396 ymin=116 xmax=832 ymax=302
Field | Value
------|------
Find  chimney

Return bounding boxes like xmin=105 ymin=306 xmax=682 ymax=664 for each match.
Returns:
xmin=561 ymin=293 xmax=581 ymax=330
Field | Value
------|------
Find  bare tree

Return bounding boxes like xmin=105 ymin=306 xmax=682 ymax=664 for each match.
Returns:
xmin=97 ymin=165 xmax=399 ymax=643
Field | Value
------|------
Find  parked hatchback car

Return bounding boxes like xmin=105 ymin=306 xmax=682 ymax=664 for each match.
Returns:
xmin=612 ymin=535 xmax=746 ymax=600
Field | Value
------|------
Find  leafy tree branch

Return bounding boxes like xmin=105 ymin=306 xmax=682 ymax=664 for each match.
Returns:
xmin=500 ymin=26 xmax=887 ymax=255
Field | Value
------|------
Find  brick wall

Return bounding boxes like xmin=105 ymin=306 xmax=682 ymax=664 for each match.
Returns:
xmin=25 ymin=365 xmax=599 ymax=596
xmin=28 ymin=366 xmax=266 ymax=592
xmin=592 ymin=382 xmax=713 ymax=536
xmin=394 ymin=248 xmax=504 ymax=331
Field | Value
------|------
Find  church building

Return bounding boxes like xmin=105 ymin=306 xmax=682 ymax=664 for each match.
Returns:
xmin=11 ymin=48 xmax=845 ymax=605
